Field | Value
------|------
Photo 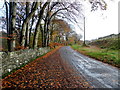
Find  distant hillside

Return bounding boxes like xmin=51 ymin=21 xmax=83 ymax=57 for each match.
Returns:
xmin=98 ymin=33 xmax=119 ymax=40
xmin=90 ymin=34 xmax=119 ymax=50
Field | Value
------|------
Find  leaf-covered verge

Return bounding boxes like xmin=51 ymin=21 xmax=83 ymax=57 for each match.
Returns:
xmin=71 ymin=45 xmax=120 ymax=68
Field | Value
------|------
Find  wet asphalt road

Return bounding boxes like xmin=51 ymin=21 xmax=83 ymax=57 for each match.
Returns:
xmin=59 ymin=46 xmax=120 ymax=88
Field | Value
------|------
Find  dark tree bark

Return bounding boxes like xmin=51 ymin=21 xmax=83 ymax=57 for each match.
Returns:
xmin=5 ymin=1 xmax=11 ymax=51
xmin=29 ymin=16 xmax=34 ymax=48
xmin=11 ymin=2 xmax=17 ymax=51
xmin=25 ymin=2 xmax=30 ymax=47
xmin=5 ymin=1 xmax=16 ymax=51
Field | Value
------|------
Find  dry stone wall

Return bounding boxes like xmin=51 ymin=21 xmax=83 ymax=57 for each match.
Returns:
xmin=0 ymin=48 xmax=50 ymax=76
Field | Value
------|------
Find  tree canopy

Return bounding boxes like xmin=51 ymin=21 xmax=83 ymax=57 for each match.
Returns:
xmin=0 ymin=0 xmax=108 ymax=51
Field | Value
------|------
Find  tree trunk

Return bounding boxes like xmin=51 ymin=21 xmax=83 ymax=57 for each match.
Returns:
xmin=5 ymin=1 xmax=11 ymax=51
xmin=11 ymin=2 xmax=17 ymax=51
xmin=25 ymin=2 xmax=30 ymax=48
xmin=43 ymin=22 xmax=47 ymax=47
xmin=40 ymin=24 xmax=44 ymax=47
xmin=33 ymin=22 xmax=41 ymax=49
xmin=47 ymin=31 xmax=50 ymax=46
xmin=6 ymin=2 xmax=16 ymax=52
xmin=49 ymin=22 xmax=54 ymax=43
xmin=29 ymin=16 xmax=34 ymax=48
xmin=46 ymin=21 xmax=50 ymax=46
xmin=43 ymin=16 xmax=49 ymax=47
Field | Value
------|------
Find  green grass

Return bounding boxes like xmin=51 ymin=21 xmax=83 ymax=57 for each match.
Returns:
xmin=71 ymin=44 xmax=120 ymax=68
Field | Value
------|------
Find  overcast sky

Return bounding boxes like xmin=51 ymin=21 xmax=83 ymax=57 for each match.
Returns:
xmin=75 ymin=0 xmax=119 ymax=40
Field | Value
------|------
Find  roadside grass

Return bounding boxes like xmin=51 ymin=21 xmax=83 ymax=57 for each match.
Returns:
xmin=71 ymin=44 xmax=120 ymax=68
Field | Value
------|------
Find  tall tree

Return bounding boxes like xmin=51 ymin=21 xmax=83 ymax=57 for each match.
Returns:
xmin=25 ymin=2 xmax=30 ymax=47
xmin=4 ymin=1 xmax=17 ymax=51
xmin=5 ymin=0 xmax=10 ymax=51
xmin=11 ymin=2 xmax=17 ymax=51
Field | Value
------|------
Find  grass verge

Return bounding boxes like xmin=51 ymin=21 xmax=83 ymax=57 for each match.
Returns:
xmin=71 ymin=44 xmax=120 ymax=68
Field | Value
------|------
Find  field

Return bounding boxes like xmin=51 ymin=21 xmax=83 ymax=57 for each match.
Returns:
xmin=71 ymin=44 xmax=120 ymax=68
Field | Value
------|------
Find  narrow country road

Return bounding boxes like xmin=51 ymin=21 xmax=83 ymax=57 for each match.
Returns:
xmin=59 ymin=46 xmax=120 ymax=88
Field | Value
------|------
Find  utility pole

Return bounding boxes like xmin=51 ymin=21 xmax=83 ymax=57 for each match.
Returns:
xmin=83 ymin=16 xmax=86 ymax=45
